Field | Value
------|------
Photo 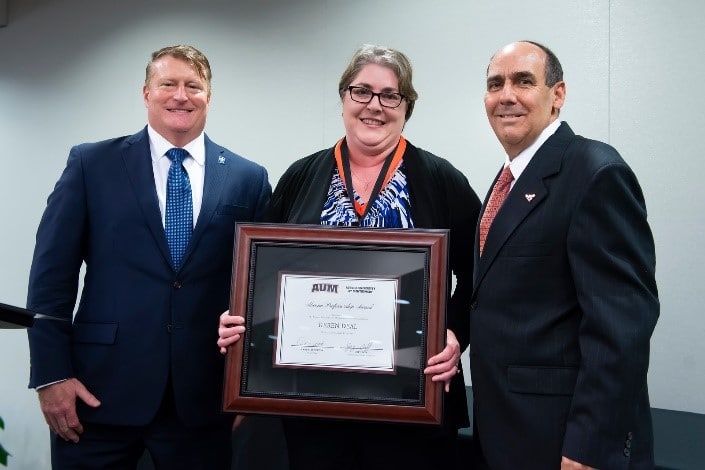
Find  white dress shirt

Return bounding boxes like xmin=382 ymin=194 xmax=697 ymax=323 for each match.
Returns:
xmin=147 ymin=125 xmax=205 ymax=228
xmin=504 ymin=119 xmax=562 ymax=189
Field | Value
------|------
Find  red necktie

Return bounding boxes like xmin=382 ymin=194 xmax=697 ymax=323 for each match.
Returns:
xmin=479 ymin=166 xmax=514 ymax=256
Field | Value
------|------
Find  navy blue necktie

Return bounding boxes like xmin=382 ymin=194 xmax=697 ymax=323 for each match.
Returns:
xmin=165 ymin=148 xmax=193 ymax=269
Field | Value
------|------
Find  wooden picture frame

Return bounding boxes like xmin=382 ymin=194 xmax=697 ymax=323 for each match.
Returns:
xmin=223 ymin=223 xmax=448 ymax=425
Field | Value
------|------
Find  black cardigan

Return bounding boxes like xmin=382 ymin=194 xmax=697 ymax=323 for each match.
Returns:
xmin=267 ymin=139 xmax=481 ymax=430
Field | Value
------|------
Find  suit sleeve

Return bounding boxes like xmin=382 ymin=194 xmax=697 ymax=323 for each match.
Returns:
xmin=252 ymin=165 xmax=272 ymax=222
xmin=562 ymin=160 xmax=659 ymax=465
xmin=26 ymin=147 xmax=88 ymax=387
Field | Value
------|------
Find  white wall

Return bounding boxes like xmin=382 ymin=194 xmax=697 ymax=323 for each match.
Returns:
xmin=1 ymin=0 xmax=703 ymax=468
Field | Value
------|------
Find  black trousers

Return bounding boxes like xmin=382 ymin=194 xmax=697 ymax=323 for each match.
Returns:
xmin=51 ymin=385 xmax=232 ymax=470
xmin=282 ymin=417 xmax=459 ymax=470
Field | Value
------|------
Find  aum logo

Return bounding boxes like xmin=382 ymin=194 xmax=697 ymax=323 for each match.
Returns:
xmin=311 ymin=283 xmax=338 ymax=293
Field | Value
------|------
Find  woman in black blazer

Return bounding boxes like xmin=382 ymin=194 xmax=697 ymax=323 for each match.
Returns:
xmin=219 ymin=43 xmax=481 ymax=470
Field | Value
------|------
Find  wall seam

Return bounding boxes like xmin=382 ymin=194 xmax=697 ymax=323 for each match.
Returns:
xmin=608 ymin=0 xmax=612 ymax=142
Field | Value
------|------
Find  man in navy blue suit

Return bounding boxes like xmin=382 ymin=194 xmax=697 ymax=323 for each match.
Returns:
xmin=26 ymin=45 xmax=271 ymax=469
xmin=470 ymin=41 xmax=659 ymax=469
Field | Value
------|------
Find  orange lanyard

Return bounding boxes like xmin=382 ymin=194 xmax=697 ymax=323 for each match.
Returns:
xmin=334 ymin=136 xmax=407 ymax=217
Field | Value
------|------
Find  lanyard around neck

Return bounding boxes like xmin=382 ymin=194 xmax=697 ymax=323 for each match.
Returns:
xmin=334 ymin=136 xmax=407 ymax=218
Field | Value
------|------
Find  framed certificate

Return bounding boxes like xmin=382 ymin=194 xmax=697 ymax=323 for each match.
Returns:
xmin=223 ymin=223 xmax=449 ymax=425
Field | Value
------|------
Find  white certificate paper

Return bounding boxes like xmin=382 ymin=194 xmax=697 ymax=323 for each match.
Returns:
xmin=274 ymin=273 xmax=399 ymax=371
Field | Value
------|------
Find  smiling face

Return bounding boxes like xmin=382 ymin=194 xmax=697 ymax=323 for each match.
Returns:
xmin=342 ymin=63 xmax=407 ymax=158
xmin=143 ymin=55 xmax=210 ymax=147
xmin=484 ymin=42 xmax=565 ymax=159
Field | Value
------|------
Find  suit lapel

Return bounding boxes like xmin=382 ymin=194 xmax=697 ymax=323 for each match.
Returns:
xmin=473 ymin=123 xmax=575 ymax=290
xmin=122 ymin=128 xmax=173 ymax=267
xmin=181 ymin=135 xmax=231 ymax=268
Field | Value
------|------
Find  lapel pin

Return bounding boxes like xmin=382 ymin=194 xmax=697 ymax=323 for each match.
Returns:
xmin=525 ymin=193 xmax=536 ymax=202
xmin=218 ymin=155 xmax=226 ymax=165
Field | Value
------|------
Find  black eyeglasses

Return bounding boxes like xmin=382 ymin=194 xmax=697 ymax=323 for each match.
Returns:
xmin=346 ymin=86 xmax=406 ymax=108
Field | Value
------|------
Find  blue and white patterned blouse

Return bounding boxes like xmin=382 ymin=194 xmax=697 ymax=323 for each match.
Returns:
xmin=320 ymin=164 xmax=414 ymax=228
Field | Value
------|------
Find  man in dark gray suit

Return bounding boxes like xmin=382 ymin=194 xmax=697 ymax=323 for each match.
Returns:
xmin=470 ymin=40 xmax=659 ymax=469
xmin=27 ymin=45 xmax=271 ymax=469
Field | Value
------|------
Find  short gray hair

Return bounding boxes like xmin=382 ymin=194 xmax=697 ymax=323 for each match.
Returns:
xmin=338 ymin=44 xmax=418 ymax=121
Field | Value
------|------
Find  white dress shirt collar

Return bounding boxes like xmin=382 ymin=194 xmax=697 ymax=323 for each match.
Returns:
xmin=146 ymin=125 xmax=206 ymax=166
xmin=146 ymin=125 xmax=206 ymax=227
xmin=505 ymin=119 xmax=562 ymax=185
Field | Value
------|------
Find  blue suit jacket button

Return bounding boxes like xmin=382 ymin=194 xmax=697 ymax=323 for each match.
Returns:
xmin=173 ymin=280 xmax=182 ymax=289
xmin=623 ymin=447 xmax=631 ymax=457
